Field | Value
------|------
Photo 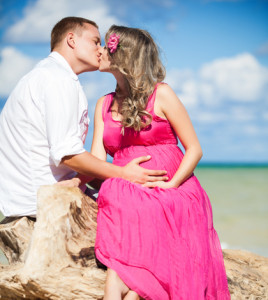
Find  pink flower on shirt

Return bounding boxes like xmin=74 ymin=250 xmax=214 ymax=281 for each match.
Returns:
xmin=80 ymin=109 xmax=89 ymax=144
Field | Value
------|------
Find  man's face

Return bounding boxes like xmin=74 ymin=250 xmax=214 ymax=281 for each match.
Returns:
xmin=73 ymin=23 xmax=101 ymax=73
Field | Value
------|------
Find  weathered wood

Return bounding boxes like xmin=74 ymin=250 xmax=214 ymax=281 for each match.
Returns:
xmin=0 ymin=185 xmax=106 ymax=300
xmin=223 ymin=249 xmax=268 ymax=299
xmin=0 ymin=185 xmax=268 ymax=299
xmin=0 ymin=216 xmax=34 ymax=264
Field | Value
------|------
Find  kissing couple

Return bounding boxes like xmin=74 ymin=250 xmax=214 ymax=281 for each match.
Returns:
xmin=0 ymin=17 xmax=230 ymax=300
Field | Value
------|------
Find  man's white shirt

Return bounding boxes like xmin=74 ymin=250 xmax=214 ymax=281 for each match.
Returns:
xmin=0 ymin=52 xmax=89 ymax=217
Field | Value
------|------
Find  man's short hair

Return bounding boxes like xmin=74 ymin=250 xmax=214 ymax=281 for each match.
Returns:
xmin=51 ymin=17 xmax=98 ymax=51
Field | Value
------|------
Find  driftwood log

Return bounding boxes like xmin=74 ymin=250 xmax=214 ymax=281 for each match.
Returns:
xmin=0 ymin=185 xmax=106 ymax=299
xmin=0 ymin=185 xmax=268 ymax=299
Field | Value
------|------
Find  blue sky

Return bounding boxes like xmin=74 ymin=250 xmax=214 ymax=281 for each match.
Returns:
xmin=0 ymin=0 xmax=267 ymax=163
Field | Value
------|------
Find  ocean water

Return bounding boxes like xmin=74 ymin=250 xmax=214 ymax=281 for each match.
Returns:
xmin=195 ymin=165 xmax=268 ymax=258
xmin=1 ymin=166 xmax=267 ymax=264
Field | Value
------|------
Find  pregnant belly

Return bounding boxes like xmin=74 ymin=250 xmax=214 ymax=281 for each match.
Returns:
xmin=113 ymin=144 xmax=184 ymax=180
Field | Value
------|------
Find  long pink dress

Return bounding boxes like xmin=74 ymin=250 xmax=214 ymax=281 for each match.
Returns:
xmin=95 ymin=84 xmax=230 ymax=299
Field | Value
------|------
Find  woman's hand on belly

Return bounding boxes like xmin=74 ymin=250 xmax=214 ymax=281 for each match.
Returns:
xmin=142 ymin=179 xmax=177 ymax=189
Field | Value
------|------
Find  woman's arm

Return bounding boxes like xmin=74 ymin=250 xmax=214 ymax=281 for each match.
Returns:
xmin=144 ymin=84 xmax=203 ymax=189
xmin=91 ymin=96 xmax=107 ymax=160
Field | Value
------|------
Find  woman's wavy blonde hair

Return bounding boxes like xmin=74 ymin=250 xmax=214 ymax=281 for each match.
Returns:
xmin=105 ymin=25 xmax=166 ymax=131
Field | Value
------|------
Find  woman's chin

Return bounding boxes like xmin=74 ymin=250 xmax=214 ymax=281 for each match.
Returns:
xmin=98 ymin=67 xmax=111 ymax=73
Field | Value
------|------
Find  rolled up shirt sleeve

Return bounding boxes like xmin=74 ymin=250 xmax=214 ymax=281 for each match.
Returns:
xmin=44 ymin=78 xmax=86 ymax=167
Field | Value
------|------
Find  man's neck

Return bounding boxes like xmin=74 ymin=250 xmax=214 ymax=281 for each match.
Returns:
xmin=52 ymin=48 xmax=79 ymax=75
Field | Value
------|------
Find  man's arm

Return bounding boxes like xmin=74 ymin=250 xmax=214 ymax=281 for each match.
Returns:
xmin=62 ymin=152 xmax=167 ymax=184
xmin=62 ymin=96 xmax=168 ymax=185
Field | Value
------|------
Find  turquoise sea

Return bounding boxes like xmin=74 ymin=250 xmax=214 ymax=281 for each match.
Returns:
xmin=195 ymin=165 xmax=268 ymax=258
xmin=1 ymin=165 xmax=268 ymax=264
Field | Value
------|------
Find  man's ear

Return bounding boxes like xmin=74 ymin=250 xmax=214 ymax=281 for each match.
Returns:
xmin=66 ymin=32 xmax=75 ymax=49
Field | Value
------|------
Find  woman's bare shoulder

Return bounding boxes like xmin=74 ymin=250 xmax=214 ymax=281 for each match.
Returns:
xmin=156 ymin=83 xmax=181 ymax=105
xmin=96 ymin=95 xmax=106 ymax=105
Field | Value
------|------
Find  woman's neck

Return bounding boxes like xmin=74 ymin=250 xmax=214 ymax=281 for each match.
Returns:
xmin=113 ymin=72 xmax=129 ymax=99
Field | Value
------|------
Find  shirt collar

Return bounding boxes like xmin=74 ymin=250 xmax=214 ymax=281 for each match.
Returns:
xmin=49 ymin=51 xmax=78 ymax=81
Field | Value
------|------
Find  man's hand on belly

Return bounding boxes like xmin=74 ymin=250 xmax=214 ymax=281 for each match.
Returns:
xmin=121 ymin=155 xmax=168 ymax=184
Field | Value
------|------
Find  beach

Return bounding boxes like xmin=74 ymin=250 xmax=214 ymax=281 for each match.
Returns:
xmin=1 ymin=165 xmax=267 ymax=264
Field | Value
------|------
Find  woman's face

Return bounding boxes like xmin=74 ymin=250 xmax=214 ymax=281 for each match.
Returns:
xmin=99 ymin=46 xmax=112 ymax=72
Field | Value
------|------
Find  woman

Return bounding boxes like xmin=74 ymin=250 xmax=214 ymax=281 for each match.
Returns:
xmin=92 ymin=26 xmax=230 ymax=299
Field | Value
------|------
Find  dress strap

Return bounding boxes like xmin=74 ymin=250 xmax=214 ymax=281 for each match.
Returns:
xmin=147 ymin=82 xmax=167 ymax=113
xmin=102 ymin=92 xmax=115 ymax=120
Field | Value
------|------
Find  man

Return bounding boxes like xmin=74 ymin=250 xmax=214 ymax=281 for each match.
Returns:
xmin=0 ymin=17 xmax=167 ymax=217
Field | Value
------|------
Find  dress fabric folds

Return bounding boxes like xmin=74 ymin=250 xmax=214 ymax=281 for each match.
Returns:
xmin=95 ymin=85 xmax=230 ymax=299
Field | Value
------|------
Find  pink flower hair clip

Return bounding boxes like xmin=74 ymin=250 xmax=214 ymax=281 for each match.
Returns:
xmin=107 ymin=33 xmax=121 ymax=53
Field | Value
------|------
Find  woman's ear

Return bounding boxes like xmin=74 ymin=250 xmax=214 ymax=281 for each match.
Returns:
xmin=66 ymin=32 xmax=75 ymax=49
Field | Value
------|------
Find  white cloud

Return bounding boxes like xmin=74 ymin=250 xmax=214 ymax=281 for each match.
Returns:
xmin=82 ymin=82 xmax=104 ymax=102
xmin=191 ymin=111 xmax=227 ymax=123
xmin=199 ymin=53 xmax=268 ymax=103
xmin=79 ymin=71 xmax=115 ymax=102
xmin=230 ymin=107 xmax=255 ymax=122
xmin=243 ymin=125 xmax=261 ymax=136
xmin=263 ymin=112 xmax=268 ymax=121
xmin=165 ymin=69 xmax=198 ymax=108
xmin=256 ymin=41 xmax=268 ymax=56
xmin=4 ymin=0 xmax=121 ymax=43
xmin=203 ymin=0 xmax=244 ymax=2
xmin=166 ymin=21 xmax=177 ymax=32
xmin=166 ymin=53 xmax=268 ymax=109
xmin=0 ymin=47 xmax=37 ymax=97
xmin=128 ymin=0 xmax=176 ymax=8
